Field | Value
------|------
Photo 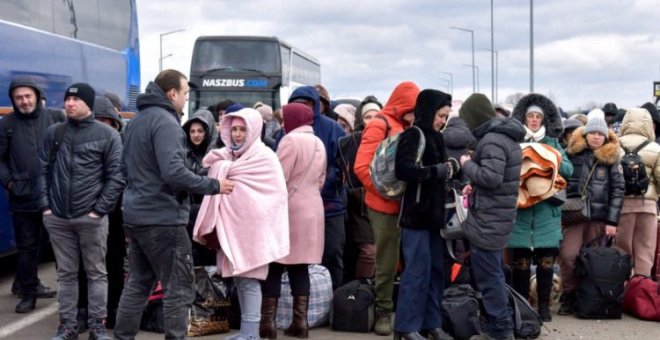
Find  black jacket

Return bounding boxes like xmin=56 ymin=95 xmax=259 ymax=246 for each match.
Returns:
xmin=122 ymin=82 xmax=220 ymax=227
xmin=566 ymin=127 xmax=625 ymax=226
xmin=0 ymin=79 xmax=65 ymax=212
xmin=395 ymin=89 xmax=454 ymax=230
xmin=462 ymin=118 xmax=525 ymax=250
xmin=37 ymin=115 xmax=124 ymax=218
xmin=443 ymin=117 xmax=475 ymax=191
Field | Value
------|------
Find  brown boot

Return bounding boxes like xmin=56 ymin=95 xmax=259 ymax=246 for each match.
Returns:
xmin=260 ymin=297 xmax=279 ymax=339
xmin=284 ymin=295 xmax=309 ymax=338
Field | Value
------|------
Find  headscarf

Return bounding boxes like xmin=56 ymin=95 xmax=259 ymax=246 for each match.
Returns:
xmin=282 ymin=103 xmax=313 ymax=134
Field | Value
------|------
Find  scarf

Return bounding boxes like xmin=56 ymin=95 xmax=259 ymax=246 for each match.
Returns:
xmin=524 ymin=125 xmax=546 ymax=142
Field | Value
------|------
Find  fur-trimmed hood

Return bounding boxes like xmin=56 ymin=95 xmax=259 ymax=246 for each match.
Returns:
xmin=566 ymin=126 xmax=620 ymax=165
xmin=512 ymin=93 xmax=563 ymax=138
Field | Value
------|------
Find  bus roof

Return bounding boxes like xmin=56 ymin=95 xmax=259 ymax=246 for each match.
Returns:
xmin=194 ymin=35 xmax=320 ymax=65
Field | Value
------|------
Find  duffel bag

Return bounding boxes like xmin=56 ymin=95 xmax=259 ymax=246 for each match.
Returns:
xmin=442 ymin=284 xmax=482 ymax=340
xmin=622 ymin=275 xmax=660 ymax=321
xmin=276 ymin=264 xmax=332 ymax=328
xmin=330 ymin=279 xmax=375 ymax=332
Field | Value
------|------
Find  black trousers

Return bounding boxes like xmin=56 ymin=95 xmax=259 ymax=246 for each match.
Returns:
xmin=261 ymin=263 xmax=310 ymax=298
xmin=13 ymin=211 xmax=43 ymax=297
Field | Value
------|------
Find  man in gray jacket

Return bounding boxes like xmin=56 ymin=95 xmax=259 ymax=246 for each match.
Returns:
xmin=38 ymin=82 xmax=124 ymax=340
xmin=459 ymin=93 xmax=525 ymax=340
xmin=114 ymin=69 xmax=228 ymax=340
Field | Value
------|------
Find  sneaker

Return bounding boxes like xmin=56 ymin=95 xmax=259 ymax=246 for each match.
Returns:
xmin=13 ymin=281 xmax=57 ymax=299
xmin=88 ymin=319 xmax=111 ymax=340
xmin=52 ymin=322 xmax=79 ymax=340
xmin=374 ymin=309 xmax=392 ymax=336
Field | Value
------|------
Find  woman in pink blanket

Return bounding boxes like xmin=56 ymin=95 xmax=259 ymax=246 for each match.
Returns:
xmin=193 ymin=108 xmax=289 ymax=340
xmin=259 ymin=103 xmax=327 ymax=339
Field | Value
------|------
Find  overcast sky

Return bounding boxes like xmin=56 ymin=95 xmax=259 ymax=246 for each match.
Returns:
xmin=137 ymin=0 xmax=660 ymax=111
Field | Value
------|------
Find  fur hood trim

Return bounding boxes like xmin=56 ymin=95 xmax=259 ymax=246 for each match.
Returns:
xmin=512 ymin=93 xmax=563 ymax=138
xmin=567 ymin=126 xmax=620 ymax=165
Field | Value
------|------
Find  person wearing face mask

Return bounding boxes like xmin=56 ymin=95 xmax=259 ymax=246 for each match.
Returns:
xmin=509 ymin=94 xmax=573 ymax=322
xmin=557 ymin=116 xmax=625 ymax=316
xmin=391 ymin=89 xmax=459 ymax=340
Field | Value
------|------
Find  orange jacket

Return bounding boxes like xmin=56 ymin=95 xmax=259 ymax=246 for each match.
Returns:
xmin=354 ymin=81 xmax=420 ymax=214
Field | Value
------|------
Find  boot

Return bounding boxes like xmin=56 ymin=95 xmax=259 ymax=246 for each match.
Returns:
xmin=511 ymin=268 xmax=531 ymax=301
xmin=284 ymin=295 xmax=309 ymax=338
xmin=428 ymin=327 xmax=455 ymax=340
xmin=557 ymin=292 xmax=575 ymax=316
xmin=393 ymin=331 xmax=426 ymax=340
xmin=15 ymin=295 xmax=36 ymax=313
xmin=259 ymin=297 xmax=279 ymax=339
xmin=374 ymin=308 xmax=393 ymax=336
xmin=536 ymin=266 xmax=554 ymax=322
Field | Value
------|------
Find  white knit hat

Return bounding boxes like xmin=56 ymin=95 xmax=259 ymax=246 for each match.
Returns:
xmin=583 ymin=117 xmax=609 ymax=139
xmin=361 ymin=102 xmax=381 ymax=117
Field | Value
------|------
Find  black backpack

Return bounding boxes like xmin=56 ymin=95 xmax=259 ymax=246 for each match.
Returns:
xmin=337 ymin=131 xmax=364 ymax=189
xmin=506 ymin=284 xmax=542 ymax=339
xmin=329 ymin=279 xmax=375 ymax=332
xmin=620 ymin=140 xmax=650 ymax=196
xmin=442 ymin=284 xmax=482 ymax=339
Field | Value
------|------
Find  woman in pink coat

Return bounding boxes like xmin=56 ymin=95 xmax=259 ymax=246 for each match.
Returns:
xmin=259 ymin=103 xmax=326 ymax=339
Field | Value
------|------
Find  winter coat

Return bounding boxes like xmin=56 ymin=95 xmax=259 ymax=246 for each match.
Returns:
xmin=395 ymin=89 xmax=454 ymax=230
xmin=288 ymin=86 xmax=346 ymax=217
xmin=566 ymin=127 xmax=625 ymax=226
xmin=183 ymin=109 xmax=217 ymax=180
xmin=37 ymin=115 xmax=124 ymax=218
xmin=122 ymin=82 xmax=219 ymax=227
xmin=0 ymin=79 xmax=64 ymax=212
xmin=509 ymin=94 xmax=574 ymax=249
xmin=618 ymin=108 xmax=660 ymax=203
xmin=193 ymin=109 xmax=289 ymax=280
xmin=354 ymin=81 xmax=420 ymax=214
xmin=276 ymin=125 xmax=326 ymax=264
xmin=462 ymin=118 xmax=525 ymax=251
xmin=94 ymin=96 xmax=124 ymax=132
xmin=443 ymin=117 xmax=475 ymax=191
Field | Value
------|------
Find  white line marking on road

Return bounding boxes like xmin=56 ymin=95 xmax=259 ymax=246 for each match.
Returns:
xmin=0 ymin=302 xmax=58 ymax=339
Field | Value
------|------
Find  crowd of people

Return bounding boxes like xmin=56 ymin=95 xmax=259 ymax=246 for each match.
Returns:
xmin=1 ymin=69 xmax=659 ymax=340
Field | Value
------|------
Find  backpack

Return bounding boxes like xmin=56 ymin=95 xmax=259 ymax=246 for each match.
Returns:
xmin=329 ymin=279 xmax=375 ymax=332
xmin=620 ymin=140 xmax=650 ymax=196
xmin=506 ymin=284 xmax=542 ymax=339
xmin=442 ymin=284 xmax=482 ymax=339
xmin=370 ymin=117 xmax=425 ymax=199
xmin=338 ymin=131 xmax=364 ymax=189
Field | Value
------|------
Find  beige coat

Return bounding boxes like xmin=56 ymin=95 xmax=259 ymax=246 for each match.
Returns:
xmin=276 ymin=125 xmax=327 ymax=265
xmin=619 ymin=108 xmax=660 ymax=202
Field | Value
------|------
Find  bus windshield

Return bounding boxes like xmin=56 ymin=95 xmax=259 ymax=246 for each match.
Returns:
xmin=190 ymin=90 xmax=279 ymax=113
xmin=191 ymin=40 xmax=280 ymax=74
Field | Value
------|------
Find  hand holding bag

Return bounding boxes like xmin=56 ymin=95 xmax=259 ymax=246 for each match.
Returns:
xmin=561 ymin=163 xmax=597 ymax=226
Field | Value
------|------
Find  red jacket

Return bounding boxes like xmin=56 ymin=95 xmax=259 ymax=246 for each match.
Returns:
xmin=354 ymin=81 xmax=420 ymax=214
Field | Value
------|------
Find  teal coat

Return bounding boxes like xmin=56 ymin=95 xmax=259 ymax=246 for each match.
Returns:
xmin=508 ymin=137 xmax=573 ymax=249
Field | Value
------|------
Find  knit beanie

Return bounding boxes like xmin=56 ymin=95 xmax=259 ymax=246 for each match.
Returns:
xmin=583 ymin=117 xmax=609 ymax=139
xmin=254 ymin=102 xmax=273 ymax=121
xmin=361 ymin=102 xmax=381 ymax=116
xmin=335 ymin=104 xmax=356 ymax=131
xmin=458 ymin=93 xmax=496 ymax=131
xmin=526 ymin=105 xmax=544 ymax=116
xmin=587 ymin=108 xmax=605 ymax=121
xmin=65 ymin=82 xmax=95 ymax=111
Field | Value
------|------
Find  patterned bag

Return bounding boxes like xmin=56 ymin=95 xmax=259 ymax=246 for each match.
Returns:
xmin=276 ymin=265 xmax=333 ymax=328
xmin=561 ymin=164 xmax=596 ymax=226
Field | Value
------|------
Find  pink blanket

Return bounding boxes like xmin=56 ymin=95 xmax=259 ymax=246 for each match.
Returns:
xmin=193 ymin=109 xmax=290 ymax=280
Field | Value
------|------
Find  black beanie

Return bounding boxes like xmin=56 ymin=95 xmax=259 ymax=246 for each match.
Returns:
xmin=65 ymin=83 xmax=95 ymax=111
xmin=459 ymin=93 xmax=496 ymax=131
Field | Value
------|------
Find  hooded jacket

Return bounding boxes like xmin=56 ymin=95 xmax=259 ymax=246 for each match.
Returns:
xmin=94 ymin=96 xmax=124 ymax=132
xmin=395 ymin=89 xmax=454 ymax=230
xmin=37 ymin=114 xmax=124 ymax=218
xmin=444 ymin=117 xmax=475 ymax=190
xmin=183 ymin=109 xmax=217 ymax=176
xmin=640 ymin=102 xmax=660 ymax=144
xmin=618 ymin=108 xmax=660 ymax=203
xmin=288 ymin=86 xmax=346 ymax=217
xmin=122 ymin=82 xmax=220 ymax=227
xmin=0 ymin=79 xmax=65 ymax=212
xmin=566 ymin=127 xmax=625 ymax=226
xmin=509 ymin=93 xmax=574 ymax=249
xmin=354 ymin=81 xmax=420 ymax=214
xmin=462 ymin=118 xmax=525 ymax=251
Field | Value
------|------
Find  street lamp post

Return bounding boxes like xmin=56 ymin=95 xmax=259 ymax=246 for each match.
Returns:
xmin=530 ymin=0 xmax=534 ymax=92
xmin=159 ymin=28 xmax=185 ymax=72
xmin=450 ymin=26 xmax=475 ymax=93
xmin=480 ymin=48 xmax=499 ymax=103
xmin=463 ymin=64 xmax=479 ymax=92
xmin=439 ymin=71 xmax=453 ymax=94
xmin=491 ymin=0 xmax=495 ymax=102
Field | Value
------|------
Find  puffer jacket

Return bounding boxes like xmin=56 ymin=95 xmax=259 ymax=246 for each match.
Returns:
xmin=0 ymin=79 xmax=64 ymax=212
xmin=37 ymin=115 xmax=124 ymax=218
xmin=618 ymin=108 xmax=660 ymax=201
xmin=443 ymin=117 xmax=475 ymax=191
xmin=566 ymin=127 xmax=625 ymax=226
xmin=462 ymin=118 xmax=525 ymax=251
xmin=354 ymin=81 xmax=420 ymax=214
xmin=395 ymin=89 xmax=454 ymax=230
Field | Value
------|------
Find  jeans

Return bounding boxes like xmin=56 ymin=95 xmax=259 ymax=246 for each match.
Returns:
xmin=261 ymin=263 xmax=310 ymax=297
xmin=113 ymin=225 xmax=194 ymax=340
xmin=322 ymin=214 xmax=345 ymax=289
xmin=235 ymin=277 xmax=262 ymax=323
xmin=470 ymin=245 xmax=513 ymax=340
xmin=12 ymin=212 xmax=43 ymax=298
xmin=43 ymin=214 xmax=108 ymax=322
xmin=367 ymin=208 xmax=400 ymax=312
xmin=394 ymin=228 xmax=444 ymax=333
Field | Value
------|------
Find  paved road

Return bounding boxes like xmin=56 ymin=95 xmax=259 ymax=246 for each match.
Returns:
xmin=0 ymin=260 xmax=657 ymax=339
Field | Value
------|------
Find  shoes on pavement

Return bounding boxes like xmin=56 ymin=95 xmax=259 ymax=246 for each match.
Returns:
xmin=15 ymin=296 xmax=36 ymax=313
xmin=374 ymin=309 xmax=392 ymax=336
xmin=88 ymin=319 xmax=111 ymax=340
xmin=12 ymin=280 xmax=57 ymax=299
xmin=52 ymin=322 xmax=79 ymax=340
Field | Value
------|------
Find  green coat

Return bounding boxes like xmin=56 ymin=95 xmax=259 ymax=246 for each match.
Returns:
xmin=509 ymin=137 xmax=574 ymax=249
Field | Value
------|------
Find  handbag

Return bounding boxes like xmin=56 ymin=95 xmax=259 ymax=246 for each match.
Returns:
xmin=441 ymin=188 xmax=468 ymax=240
xmin=622 ymin=275 xmax=660 ymax=321
xmin=561 ymin=163 xmax=596 ymax=226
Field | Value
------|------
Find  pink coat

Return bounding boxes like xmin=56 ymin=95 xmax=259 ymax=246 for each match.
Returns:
xmin=193 ymin=108 xmax=290 ymax=280
xmin=276 ymin=125 xmax=326 ymax=264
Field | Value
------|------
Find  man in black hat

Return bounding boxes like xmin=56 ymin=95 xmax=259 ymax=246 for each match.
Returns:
xmin=38 ymin=82 xmax=124 ymax=340
xmin=602 ymin=102 xmax=619 ymax=132
xmin=0 ymin=78 xmax=62 ymax=314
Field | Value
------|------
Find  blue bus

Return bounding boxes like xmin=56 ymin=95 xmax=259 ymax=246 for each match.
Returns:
xmin=188 ymin=36 xmax=321 ymax=111
xmin=0 ymin=0 xmax=140 ymax=257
